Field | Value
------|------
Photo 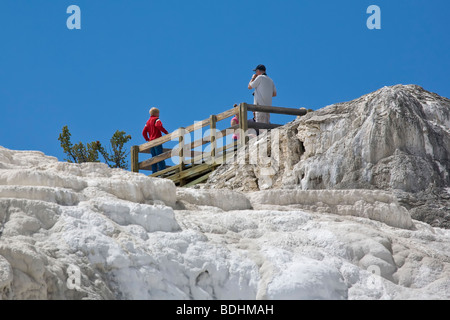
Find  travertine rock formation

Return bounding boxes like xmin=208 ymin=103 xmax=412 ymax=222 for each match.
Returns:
xmin=205 ymin=85 xmax=450 ymax=227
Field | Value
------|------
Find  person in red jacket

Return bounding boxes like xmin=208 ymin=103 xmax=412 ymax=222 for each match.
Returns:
xmin=142 ymin=107 xmax=169 ymax=173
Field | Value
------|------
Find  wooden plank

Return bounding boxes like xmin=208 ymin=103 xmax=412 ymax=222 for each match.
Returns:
xmin=216 ymin=107 xmax=239 ymax=122
xmin=247 ymin=121 xmax=282 ymax=130
xmin=184 ymin=119 xmax=210 ymax=134
xmin=190 ymin=152 xmax=211 ymax=166
xmin=139 ymin=150 xmax=172 ymax=170
xmin=168 ymin=163 xmax=216 ymax=183
xmin=149 ymin=165 xmax=178 ymax=177
xmin=217 ymin=140 xmax=238 ymax=153
xmin=131 ymin=146 xmax=140 ymax=173
xmin=168 ymin=164 xmax=210 ymax=181
xmin=166 ymin=175 xmax=181 ymax=183
xmin=140 ymin=148 xmax=171 ymax=155
xmin=247 ymin=104 xmax=307 ymax=116
xmin=187 ymin=150 xmax=205 ymax=157
xmin=184 ymin=172 xmax=213 ymax=188
xmin=219 ymin=125 xmax=239 ymax=138
xmin=188 ymin=145 xmax=233 ymax=165
xmin=139 ymin=132 xmax=175 ymax=153
xmin=186 ymin=137 xmax=210 ymax=150
xmin=139 ymin=150 xmax=176 ymax=169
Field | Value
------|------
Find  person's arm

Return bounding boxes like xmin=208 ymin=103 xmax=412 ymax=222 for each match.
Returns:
xmin=273 ymin=86 xmax=277 ymax=97
xmin=155 ymin=119 xmax=169 ymax=135
xmin=248 ymin=74 xmax=259 ymax=89
xmin=142 ymin=125 xmax=150 ymax=141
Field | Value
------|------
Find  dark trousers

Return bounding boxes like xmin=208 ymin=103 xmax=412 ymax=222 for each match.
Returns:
xmin=150 ymin=145 xmax=166 ymax=173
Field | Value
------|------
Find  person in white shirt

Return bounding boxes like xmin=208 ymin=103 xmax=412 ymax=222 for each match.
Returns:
xmin=248 ymin=64 xmax=277 ymax=124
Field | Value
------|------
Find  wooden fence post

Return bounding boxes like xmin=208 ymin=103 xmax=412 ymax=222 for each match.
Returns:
xmin=239 ymin=103 xmax=248 ymax=147
xmin=210 ymin=115 xmax=217 ymax=163
xmin=178 ymin=127 xmax=185 ymax=186
xmin=131 ymin=146 xmax=139 ymax=173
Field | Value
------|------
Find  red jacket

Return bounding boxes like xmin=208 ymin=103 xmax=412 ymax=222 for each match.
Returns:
xmin=142 ymin=116 xmax=169 ymax=141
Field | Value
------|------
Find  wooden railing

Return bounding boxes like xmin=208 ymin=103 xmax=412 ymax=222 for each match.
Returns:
xmin=131 ymin=103 xmax=307 ymax=186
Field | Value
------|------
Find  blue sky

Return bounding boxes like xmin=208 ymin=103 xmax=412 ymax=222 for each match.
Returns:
xmin=1 ymin=0 xmax=449 ymax=168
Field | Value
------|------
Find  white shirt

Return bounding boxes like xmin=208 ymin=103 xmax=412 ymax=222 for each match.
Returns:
xmin=250 ymin=74 xmax=276 ymax=106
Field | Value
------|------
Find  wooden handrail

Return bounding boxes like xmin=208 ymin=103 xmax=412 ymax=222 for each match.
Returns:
xmin=184 ymin=119 xmax=210 ymax=134
xmin=131 ymin=103 xmax=307 ymax=175
xmin=248 ymin=121 xmax=282 ymax=130
xmin=247 ymin=104 xmax=307 ymax=116
xmin=139 ymin=150 xmax=173 ymax=170
xmin=139 ymin=131 xmax=178 ymax=153
xmin=216 ymin=107 xmax=239 ymax=121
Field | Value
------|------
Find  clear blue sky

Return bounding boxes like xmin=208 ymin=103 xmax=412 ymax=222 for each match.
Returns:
xmin=1 ymin=0 xmax=449 ymax=168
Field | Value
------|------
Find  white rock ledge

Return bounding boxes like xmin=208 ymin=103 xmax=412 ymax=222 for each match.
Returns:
xmin=176 ymin=188 xmax=253 ymax=211
xmin=247 ymin=189 xmax=414 ymax=230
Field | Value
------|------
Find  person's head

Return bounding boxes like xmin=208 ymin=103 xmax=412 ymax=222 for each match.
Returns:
xmin=253 ymin=64 xmax=266 ymax=75
xmin=149 ymin=107 xmax=160 ymax=117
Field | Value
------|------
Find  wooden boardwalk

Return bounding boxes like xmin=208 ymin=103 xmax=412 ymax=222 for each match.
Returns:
xmin=131 ymin=103 xmax=306 ymax=187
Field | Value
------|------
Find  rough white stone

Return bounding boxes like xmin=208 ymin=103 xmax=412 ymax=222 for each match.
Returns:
xmin=247 ymin=189 xmax=414 ymax=229
xmin=205 ymin=85 xmax=450 ymax=228
xmin=1 ymin=85 xmax=450 ymax=300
